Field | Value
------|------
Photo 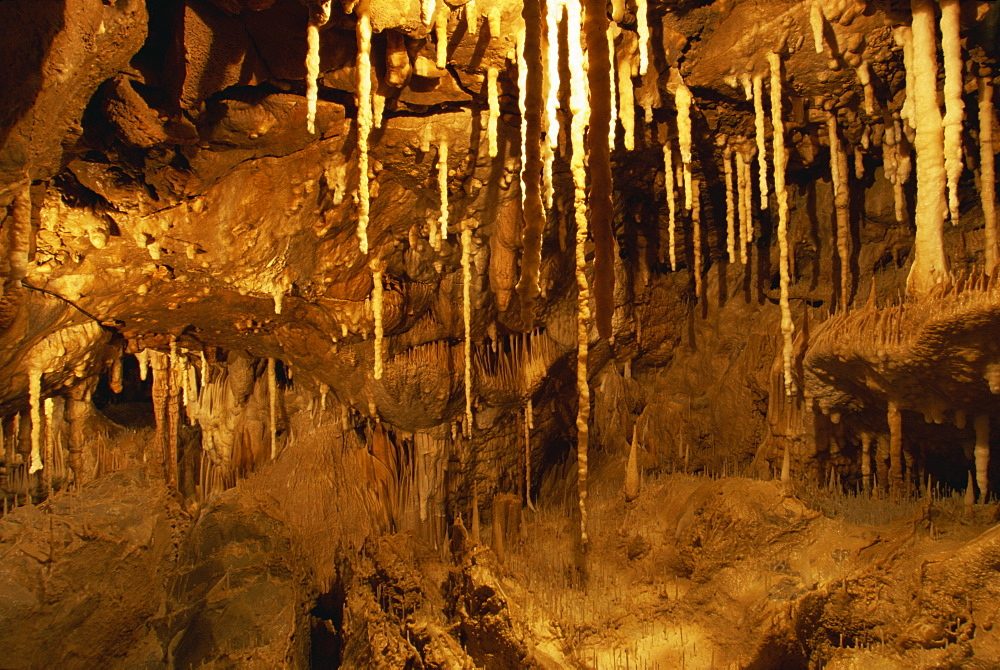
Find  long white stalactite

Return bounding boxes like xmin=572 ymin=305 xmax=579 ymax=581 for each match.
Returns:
xmin=981 ymin=75 xmax=997 ymax=270
xmin=636 ymin=0 xmax=649 ymax=77
xmin=437 ymin=141 xmax=449 ymax=248
xmin=618 ymin=51 xmax=635 ymax=150
xmin=372 ymin=261 xmax=384 ymax=379
xmin=543 ymin=0 xmax=564 ymax=207
xmin=724 ymin=144 xmax=736 ymax=263
xmin=736 ymin=149 xmax=749 ymax=265
xmin=567 ymin=0 xmax=591 ymax=550
xmin=487 ymin=67 xmax=500 ymax=158
xmin=768 ymin=52 xmax=794 ymax=396
xmin=828 ymin=112 xmax=851 ymax=309
xmin=28 ymin=368 xmax=43 ymax=474
xmin=753 ymin=75 xmax=769 ymax=210
xmin=462 ymin=220 xmax=474 ymax=433
xmin=939 ymin=0 xmax=963 ymax=225
xmin=664 ymin=138 xmax=678 ymax=270
xmin=675 ymin=76 xmax=694 ymax=211
xmin=907 ymin=0 xmax=949 ymax=295
xmin=305 ymin=1 xmax=331 ymax=135
xmin=356 ymin=2 xmax=373 ymax=255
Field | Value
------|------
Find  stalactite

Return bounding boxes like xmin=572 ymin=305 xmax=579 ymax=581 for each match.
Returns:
xmin=487 ymin=67 xmax=500 ymax=159
xmin=675 ymin=76 xmax=694 ymax=211
xmin=617 ymin=51 xmax=635 ymax=151
xmin=110 ymin=354 xmax=123 ymax=394
xmin=888 ymin=399 xmax=903 ymax=498
xmin=585 ymin=0 xmax=614 ymax=339
xmin=753 ymin=75 xmax=769 ymax=210
xmin=897 ymin=26 xmax=916 ymax=131
xmin=437 ymin=141 xmax=449 ymax=249
xmin=625 ymin=423 xmax=640 ymax=502
xmin=664 ymin=138 xmax=678 ymax=270
xmin=810 ymin=1 xmax=825 ymax=54
xmin=724 ymin=144 xmax=736 ymax=264
xmin=28 ymin=368 xmax=42 ymax=474
xmin=167 ymin=340 xmax=180 ymax=488
xmin=982 ymin=75 xmax=997 ymax=270
xmin=372 ymin=261 xmax=384 ymax=379
xmin=974 ymin=414 xmax=990 ymax=504
xmin=465 ymin=0 xmax=478 ymax=33
xmin=435 ymin=9 xmax=448 ymax=69
xmin=462 ymin=219 xmax=474 ymax=432
xmin=151 ymin=351 xmax=168 ymax=479
xmin=422 ymin=0 xmax=436 ymax=24
xmin=43 ymin=397 xmax=55 ymax=493
xmin=736 ymin=149 xmax=749 ymax=265
xmin=636 ymin=0 xmax=649 ymax=76
xmin=525 ymin=398 xmax=536 ymax=511
xmin=692 ymin=177 xmax=702 ymax=298
xmin=607 ymin=26 xmax=618 ymax=151
xmin=356 ymin=1 xmax=373 ymax=255
xmin=939 ymin=0 xmax=963 ymax=225
xmin=305 ymin=2 xmax=331 ymax=134
xmin=769 ymin=52 xmax=794 ymax=396
xmin=828 ymin=112 xmax=851 ymax=309
xmin=488 ymin=7 xmax=501 ymax=36
xmin=517 ymin=0 xmax=546 ymax=326
xmin=567 ymin=0 xmax=591 ymax=551
xmin=268 ymin=357 xmax=278 ymax=460
xmin=855 ymin=61 xmax=875 ymax=116
xmin=906 ymin=0 xmax=949 ymax=295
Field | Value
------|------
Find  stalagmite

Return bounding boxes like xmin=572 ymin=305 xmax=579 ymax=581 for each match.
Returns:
xmin=487 ymin=67 xmax=500 ymax=159
xmin=810 ymin=1 xmax=825 ymax=54
xmin=268 ymin=358 xmax=278 ymax=460
xmin=780 ymin=441 xmax=790 ymax=488
xmin=372 ymin=261 xmax=384 ymax=379
xmin=828 ymin=112 xmax=851 ymax=309
xmin=675 ymin=77 xmax=694 ymax=210
xmin=617 ymin=53 xmax=635 ymax=151
xmin=167 ymin=341 xmax=180 ymax=488
xmin=356 ymin=1 xmax=373 ymax=255
xmin=888 ymin=400 xmax=903 ymax=497
xmin=753 ymin=75 xmax=769 ymax=210
xmin=437 ymin=141 xmax=449 ymax=248
xmin=110 ymin=354 xmax=123 ymax=394
xmin=939 ymin=0 xmax=963 ymax=225
xmin=974 ymin=414 xmax=990 ymax=504
xmin=736 ymin=150 xmax=749 ymax=265
xmin=151 ymin=352 xmax=168 ymax=477
xmin=625 ymin=423 xmax=640 ymax=502
xmin=43 ymin=397 xmax=55 ymax=492
xmin=724 ymin=144 xmax=736 ymax=263
xmin=982 ymin=75 xmax=997 ymax=270
xmin=906 ymin=0 xmax=949 ymax=295
xmin=28 ymin=368 xmax=42 ymax=474
xmin=692 ymin=178 xmax=702 ymax=298
xmin=462 ymin=220 xmax=474 ymax=431
xmin=585 ymin=0 xmax=615 ymax=339
xmin=769 ymin=52 xmax=794 ymax=396
xmin=567 ymin=0 xmax=591 ymax=550
xmin=435 ymin=10 xmax=448 ymax=69
xmin=664 ymin=139 xmax=678 ymax=270
xmin=636 ymin=0 xmax=649 ymax=76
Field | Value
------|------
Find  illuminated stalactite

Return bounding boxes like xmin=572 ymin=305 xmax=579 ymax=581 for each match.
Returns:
xmin=372 ymin=261 xmax=384 ymax=380
xmin=691 ymin=177 xmax=703 ymax=298
xmin=525 ymin=398 xmax=536 ymax=511
xmin=356 ymin=1 xmax=373 ymax=255
xmin=768 ymin=52 xmax=794 ymax=396
xmin=305 ymin=1 xmax=331 ymax=135
xmin=517 ymin=0 xmax=546 ymax=325
xmin=828 ymin=112 xmax=851 ymax=309
xmin=753 ymin=75 xmax=769 ymax=210
xmin=617 ymin=49 xmax=635 ymax=151
xmin=462 ymin=219 xmax=474 ymax=431
xmin=28 ymin=368 xmax=42 ymax=474
xmin=586 ymin=0 xmax=614 ymax=339
xmin=855 ymin=61 xmax=874 ymax=116
xmin=465 ymin=0 xmax=478 ymax=33
xmin=636 ymin=0 xmax=649 ymax=77
xmin=974 ymin=414 xmax=990 ymax=504
xmin=736 ymin=149 xmax=749 ymax=265
xmin=723 ymin=144 xmax=735 ymax=264
xmin=543 ymin=0 xmax=564 ymax=209
xmin=939 ymin=0 xmax=963 ymax=225
xmin=487 ymin=67 xmax=500 ymax=159
xmin=566 ymin=0 xmax=591 ymax=550
xmin=607 ymin=26 xmax=618 ymax=151
xmin=897 ymin=26 xmax=916 ymax=131
xmin=810 ymin=1 xmax=825 ymax=54
xmin=981 ymin=75 xmax=997 ymax=270
xmin=151 ymin=351 xmax=168 ymax=481
xmin=43 ymin=398 xmax=54 ymax=493
xmin=674 ymin=76 xmax=693 ymax=211
xmin=435 ymin=9 xmax=448 ymax=69
xmin=664 ymin=138 xmax=678 ymax=270
xmin=906 ymin=0 xmax=949 ymax=295
xmin=437 ymin=141 xmax=449 ymax=249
